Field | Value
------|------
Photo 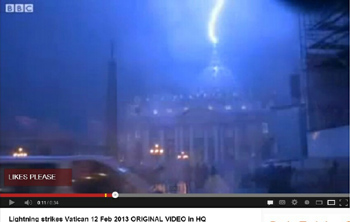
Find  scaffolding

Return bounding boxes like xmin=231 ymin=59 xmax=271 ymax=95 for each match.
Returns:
xmin=299 ymin=1 xmax=349 ymax=131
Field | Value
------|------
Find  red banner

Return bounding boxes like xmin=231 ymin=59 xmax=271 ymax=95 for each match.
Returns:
xmin=4 ymin=169 xmax=72 ymax=186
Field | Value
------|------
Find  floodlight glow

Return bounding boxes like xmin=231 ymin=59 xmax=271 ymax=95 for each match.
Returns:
xmin=208 ymin=0 xmax=225 ymax=44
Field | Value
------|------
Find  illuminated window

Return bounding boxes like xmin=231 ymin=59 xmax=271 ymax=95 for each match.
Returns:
xmin=135 ymin=131 xmax=140 ymax=139
xmin=225 ymin=105 xmax=232 ymax=110
xmin=262 ymin=122 xmax=269 ymax=134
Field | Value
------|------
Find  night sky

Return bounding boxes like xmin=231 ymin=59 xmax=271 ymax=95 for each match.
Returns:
xmin=0 ymin=0 xmax=301 ymax=139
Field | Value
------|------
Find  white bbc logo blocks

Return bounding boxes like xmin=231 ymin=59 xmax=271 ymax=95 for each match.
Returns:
xmin=15 ymin=4 xmax=24 ymax=12
xmin=24 ymin=4 xmax=33 ymax=12
xmin=5 ymin=4 xmax=33 ymax=13
xmin=5 ymin=4 xmax=14 ymax=13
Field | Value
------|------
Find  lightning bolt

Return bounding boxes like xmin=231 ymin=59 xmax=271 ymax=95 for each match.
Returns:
xmin=208 ymin=0 xmax=225 ymax=45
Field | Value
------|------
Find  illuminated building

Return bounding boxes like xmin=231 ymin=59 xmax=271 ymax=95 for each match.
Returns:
xmin=120 ymin=0 xmax=274 ymax=181
xmin=120 ymin=86 xmax=273 ymax=171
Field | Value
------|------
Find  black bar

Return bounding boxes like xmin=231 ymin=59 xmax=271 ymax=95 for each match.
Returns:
xmin=0 ymin=197 xmax=348 ymax=208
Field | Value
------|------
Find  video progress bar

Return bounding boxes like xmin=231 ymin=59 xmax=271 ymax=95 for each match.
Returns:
xmin=0 ymin=193 xmax=112 ymax=198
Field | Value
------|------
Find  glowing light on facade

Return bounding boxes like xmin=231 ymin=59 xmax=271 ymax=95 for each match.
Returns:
xmin=208 ymin=0 xmax=225 ymax=45
xmin=225 ymin=105 xmax=232 ymax=110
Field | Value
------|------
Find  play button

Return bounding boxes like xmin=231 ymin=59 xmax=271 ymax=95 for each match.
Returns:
xmin=9 ymin=199 xmax=15 ymax=206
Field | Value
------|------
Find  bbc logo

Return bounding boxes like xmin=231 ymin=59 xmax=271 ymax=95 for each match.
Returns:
xmin=5 ymin=4 xmax=34 ymax=13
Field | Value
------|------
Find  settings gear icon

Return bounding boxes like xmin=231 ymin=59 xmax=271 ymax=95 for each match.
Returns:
xmin=292 ymin=199 xmax=298 ymax=206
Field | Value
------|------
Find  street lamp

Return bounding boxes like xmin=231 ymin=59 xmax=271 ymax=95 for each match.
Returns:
xmin=13 ymin=147 xmax=28 ymax=157
xmin=177 ymin=151 xmax=189 ymax=160
xmin=150 ymin=144 xmax=164 ymax=156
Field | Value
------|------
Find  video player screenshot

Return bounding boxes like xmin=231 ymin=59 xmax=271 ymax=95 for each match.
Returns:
xmin=0 ymin=0 xmax=349 ymax=221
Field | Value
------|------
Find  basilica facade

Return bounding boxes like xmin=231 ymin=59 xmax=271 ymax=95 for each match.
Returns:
xmin=120 ymin=89 xmax=272 ymax=172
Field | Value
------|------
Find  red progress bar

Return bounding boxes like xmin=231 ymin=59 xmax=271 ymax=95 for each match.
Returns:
xmin=0 ymin=193 xmax=112 ymax=198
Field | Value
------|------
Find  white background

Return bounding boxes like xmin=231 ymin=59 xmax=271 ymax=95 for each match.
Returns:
xmin=1 ymin=208 xmax=350 ymax=222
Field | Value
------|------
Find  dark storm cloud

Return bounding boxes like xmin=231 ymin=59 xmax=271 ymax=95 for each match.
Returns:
xmin=1 ymin=0 xmax=302 ymax=136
